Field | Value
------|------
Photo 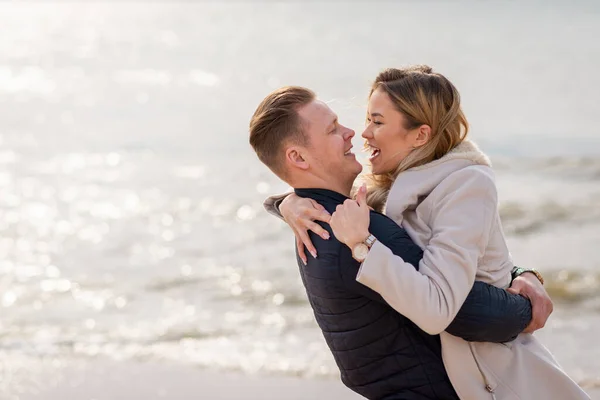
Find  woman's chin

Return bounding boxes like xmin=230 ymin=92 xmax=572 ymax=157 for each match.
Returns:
xmin=369 ymin=162 xmax=383 ymax=174
xmin=370 ymin=166 xmax=383 ymax=175
xmin=370 ymin=165 xmax=393 ymax=175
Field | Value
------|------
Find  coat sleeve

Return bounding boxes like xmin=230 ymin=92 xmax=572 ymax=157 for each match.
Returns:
xmin=263 ymin=192 xmax=292 ymax=221
xmin=357 ymin=166 xmax=501 ymax=335
xmin=345 ymin=212 xmax=531 ymax=342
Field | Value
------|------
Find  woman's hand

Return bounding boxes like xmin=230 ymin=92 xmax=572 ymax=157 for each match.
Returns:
xmin=280 ymin=193 xmax=331 ymax=265
xmin=330 ymin=184 xmax=371 ymax=250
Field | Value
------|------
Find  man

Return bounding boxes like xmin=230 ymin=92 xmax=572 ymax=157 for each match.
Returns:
xmin=249 ymin=86 xmax=552 ymax=399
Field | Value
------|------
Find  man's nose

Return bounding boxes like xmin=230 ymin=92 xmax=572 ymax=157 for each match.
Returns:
xmin=343 ymin=126 xmax=355 ymax=140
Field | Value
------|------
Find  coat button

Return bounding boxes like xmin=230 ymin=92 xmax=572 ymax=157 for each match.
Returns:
xmin=486 ymin=384 xmax=494 ymax=392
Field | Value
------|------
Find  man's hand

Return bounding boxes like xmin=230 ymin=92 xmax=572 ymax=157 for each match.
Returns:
xmin=280 ymin=194 xmax=331 ymax=265
xmin=507 ymin=272 xmax=553 ymax=333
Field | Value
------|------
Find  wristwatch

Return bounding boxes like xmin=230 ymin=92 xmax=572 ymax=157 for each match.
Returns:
xmin=511 ymin=266 xmax=545 ymax=285
xmin=352 ymin=234 xmax=377 ymax=262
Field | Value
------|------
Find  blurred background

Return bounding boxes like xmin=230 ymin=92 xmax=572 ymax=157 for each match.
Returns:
xmin=0 ymin=1 xmax=599 ymax=399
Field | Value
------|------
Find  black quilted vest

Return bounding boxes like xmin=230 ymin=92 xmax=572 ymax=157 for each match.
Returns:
xmin=296 ymin=188 xmax=459 ymax=400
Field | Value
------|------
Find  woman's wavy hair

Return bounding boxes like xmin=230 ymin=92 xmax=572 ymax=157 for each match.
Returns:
xmin=364 ymin=65 xmax=469 ymax=211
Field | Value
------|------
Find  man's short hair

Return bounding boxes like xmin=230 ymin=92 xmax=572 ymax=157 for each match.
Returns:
xmin=249 ymin=86 xmax=315 ymax=179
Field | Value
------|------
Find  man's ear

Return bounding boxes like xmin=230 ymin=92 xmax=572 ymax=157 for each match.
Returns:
xmin=414 ymin=124 xmax=431 ymax=148
xmin=285 ymin=146 xmax=310 ymax=170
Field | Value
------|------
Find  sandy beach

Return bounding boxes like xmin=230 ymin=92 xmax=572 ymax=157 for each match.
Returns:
xmin=10 ymin=359 xmax=363 ymax=400
xmin=4 ymin=357 xmax=596 ymax=400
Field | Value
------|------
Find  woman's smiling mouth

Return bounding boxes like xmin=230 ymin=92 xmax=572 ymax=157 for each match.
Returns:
xmin=366 ymin=143 xmax=381 ymax=161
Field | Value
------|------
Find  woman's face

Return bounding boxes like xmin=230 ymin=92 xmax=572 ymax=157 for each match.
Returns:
xmin=362 ymin=88 xmax=421 ymax=175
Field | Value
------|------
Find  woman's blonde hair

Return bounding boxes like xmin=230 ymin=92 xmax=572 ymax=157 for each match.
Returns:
xmin=364 ymin=65 xmax=469 ymax=211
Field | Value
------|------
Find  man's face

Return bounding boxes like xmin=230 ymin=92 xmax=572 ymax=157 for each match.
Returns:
xmin=297 ymin=100 xmax=363 ymax=187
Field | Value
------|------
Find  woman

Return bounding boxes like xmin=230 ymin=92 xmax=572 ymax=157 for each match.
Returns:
xmin=275 ymin=66 xmax=589 ymax=399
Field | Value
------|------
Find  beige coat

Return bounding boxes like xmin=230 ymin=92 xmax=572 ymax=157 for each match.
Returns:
xmin=357 ymin=140 xmax=589 ymax=400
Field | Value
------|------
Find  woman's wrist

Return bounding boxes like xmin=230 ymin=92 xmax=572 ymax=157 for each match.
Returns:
xmin=346 ymin=230 xmax=371 ymax=249
xmin=279 ymin=194 xmax=296 ymax=222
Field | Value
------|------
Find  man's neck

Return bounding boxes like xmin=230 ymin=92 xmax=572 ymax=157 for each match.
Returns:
xmin=290 ymin=176 xmax=352 ymax=197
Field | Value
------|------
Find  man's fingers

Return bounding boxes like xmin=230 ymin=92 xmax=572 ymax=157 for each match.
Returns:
xmin=547 ymin=297 xmax=554 ymax=315
xmin=524 ymin=303 xmax=543 ymax=333
xmin=523 ymin=322 xmax=537 ymax=334
xmin=525 ymin=294 xmax=551 ymax=333
xmin=508 ymin=279 xmax=525 ymax=293
xmin=526 ymin=307 xmax=546 ymax=332
xmin=533 ymin=298 xmax=551 ymax=328
xmin=529 ymin=312 xmax=543 ymax=332
xmin=296 ymin=236 xmax=307 ymax=265
xmin=509 ymin=274 xmax=554 ymax=334
xmin=506 ymin=287 xmax=538 ymax=332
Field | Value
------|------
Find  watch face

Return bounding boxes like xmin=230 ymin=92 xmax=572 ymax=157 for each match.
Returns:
xmin=353 ymin=243 xmax=369 ymax=261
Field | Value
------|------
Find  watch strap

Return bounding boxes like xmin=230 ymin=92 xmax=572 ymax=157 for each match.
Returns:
xmin=364 ymin=234 xmax=376 ymax=248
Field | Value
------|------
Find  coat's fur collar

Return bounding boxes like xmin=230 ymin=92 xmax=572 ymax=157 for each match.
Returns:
xmin=408 ymin=139 xmax=491 ymax=172
xmin=383 ymin=139 xmax=492 ymax=218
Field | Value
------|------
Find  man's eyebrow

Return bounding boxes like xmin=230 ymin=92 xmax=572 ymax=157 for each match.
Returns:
xmin=327 ymin=117 xmax=338 ymax=130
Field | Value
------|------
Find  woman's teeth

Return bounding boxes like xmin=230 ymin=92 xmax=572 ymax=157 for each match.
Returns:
xmin=369 ymin=147 xmax=381 ymax=161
